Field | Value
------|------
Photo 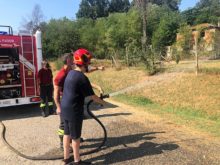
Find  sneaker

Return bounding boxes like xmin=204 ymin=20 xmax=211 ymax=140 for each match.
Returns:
xmin=62 ymin=156 xmax=74 ymax=165
xmin=73 ymin=160 xmax=92 ymax=165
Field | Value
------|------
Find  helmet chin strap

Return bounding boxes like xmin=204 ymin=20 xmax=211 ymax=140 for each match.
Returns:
xmin=85 ymin=65 xmax=89 ymax=73
xmin=75 ymin=64 xmax=89 ymax=73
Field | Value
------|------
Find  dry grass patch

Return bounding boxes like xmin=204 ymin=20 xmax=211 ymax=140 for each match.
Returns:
xmin=139 ymin=73 xmax=220 ymax=117
xmin=88 ymin=65 xmax=220 ymax=136
xmin=87 ymin=67 xmax=147 ymax=93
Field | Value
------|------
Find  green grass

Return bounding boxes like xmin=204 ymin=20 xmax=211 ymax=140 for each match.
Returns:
xmin=54 ymin=59 xmax=63 ymax=70
xmin=199 ymin=67 xmax=220 ymax=75
xmin=113 ymin=94 xmax=220 ymax=137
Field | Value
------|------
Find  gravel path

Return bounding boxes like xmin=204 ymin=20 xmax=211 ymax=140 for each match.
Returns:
xmin=0 ymin=100 xmax=220 ymax=165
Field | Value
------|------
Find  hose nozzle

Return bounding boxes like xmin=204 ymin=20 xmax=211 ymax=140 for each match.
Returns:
xmin=100 ymin=94 xmax=109 ymax=99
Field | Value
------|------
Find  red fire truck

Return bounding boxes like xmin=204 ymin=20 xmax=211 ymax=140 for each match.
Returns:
xmin=0 ymin=25 xmax=42 ymax=107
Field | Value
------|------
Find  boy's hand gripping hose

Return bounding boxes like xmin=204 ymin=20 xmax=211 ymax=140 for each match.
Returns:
xmin=0 ymin=94 xmax=109 ymax=160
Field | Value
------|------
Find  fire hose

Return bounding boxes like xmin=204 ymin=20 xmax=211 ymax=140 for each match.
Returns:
xmin=0 ymin=94 xmax=109 ymax=160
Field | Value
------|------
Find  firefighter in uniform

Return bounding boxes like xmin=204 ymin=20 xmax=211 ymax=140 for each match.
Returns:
xmin=54 ymin=53 xmax=73 ymax=149
xmin=38 ymin=60 xmax=54 ymax=117
xmin=61 ymin=49 xmax=107 ymax=164
xmin=54 ymin=51 xmax=104 ymax=150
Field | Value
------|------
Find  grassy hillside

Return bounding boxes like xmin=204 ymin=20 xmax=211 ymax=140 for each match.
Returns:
xmin=88 ymin=60 xmax=220 ymax=137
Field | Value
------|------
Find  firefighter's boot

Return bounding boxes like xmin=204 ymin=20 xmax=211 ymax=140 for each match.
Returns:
xmin=40 ymin=103 xmax=47 ymax=117
xmin=59 ymin=135 xmax=64 ymax=149
xmin=48 ymin=102 xmax=55 ymax=115
xmin=58 ymin=129 xmax=64 ymax=149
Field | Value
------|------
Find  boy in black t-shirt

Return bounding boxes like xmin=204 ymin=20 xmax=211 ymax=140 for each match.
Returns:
xmin=61 ymin=49 xmax=106 ymax=165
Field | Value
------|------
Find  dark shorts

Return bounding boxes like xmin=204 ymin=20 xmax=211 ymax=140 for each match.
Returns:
xmin=64 ymin=119 xmax=83 ymax=140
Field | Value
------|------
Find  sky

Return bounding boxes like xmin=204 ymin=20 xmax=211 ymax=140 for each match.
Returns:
xmin=0 ymin=0 xmax=199 ymax=32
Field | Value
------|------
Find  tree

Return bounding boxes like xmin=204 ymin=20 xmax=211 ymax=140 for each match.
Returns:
xmin=151 ymin=0 xmax=181 ymax=11
xmin=109 ymin=0 xmax=131 ymax=13
xmin=75 ymin=18 xmax=98 ymax=53
xmin=131 ymin=0 xmax=181 ymax=11
xmin=152 ymin=11 xmax=180 ymax=55
xmin=134 ymin=0 xmax=148 ymax=51
xmin=181 ymin=0 xmax=220 ymax=25
xmin=181 ymin=8 xmax=199 ymax=25
xmin=76 ymin=0 xmax=109 ymax=19
xmin=21 ymin=4 xmax=44 ymax=33
xmin=195 ymin=0 xmax=220 ymax=25
xmin=42 ymin=18 xmax=80 ymax=58
xmin=172 ymin=23 xmax=192 ymax=63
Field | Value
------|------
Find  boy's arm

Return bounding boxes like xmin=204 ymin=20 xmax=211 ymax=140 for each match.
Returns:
xmin=88 ymin=66 xmax=104 ymax=73
xmin=90 ymin=95 xmax=107 ymax=106
xmin=91 ymin=83 xmax=104 ymax=94
xmin=54 ymin=85 xmax=61 ymax=114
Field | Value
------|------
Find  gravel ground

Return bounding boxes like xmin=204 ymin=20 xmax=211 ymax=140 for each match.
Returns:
xmin=0 ymin=100 xmax=220 ymax=165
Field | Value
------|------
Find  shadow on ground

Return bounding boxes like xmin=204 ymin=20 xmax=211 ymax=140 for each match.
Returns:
xmin=0 ymin=101 xmax=120 ymax=121
xmin=83 ymin=101 xmax=120 ymax=120
xmin=0 ymin=104 xmax=41 ymax=121
xmin=93 ymin=141 xmax=179 ymax=164
xmin=85 ymin=132 xmax=179 ymax=164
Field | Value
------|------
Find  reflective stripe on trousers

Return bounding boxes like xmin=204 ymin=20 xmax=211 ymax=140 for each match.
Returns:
xmin=58 ymin=129 xmax=64 ymax=136
xmin=40 ymin=103 xmax=46 ymax=108
xmin=48 ymin=102 xmax=53 ymax=106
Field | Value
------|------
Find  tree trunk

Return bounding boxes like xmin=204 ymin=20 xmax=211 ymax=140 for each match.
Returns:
xmin=134 ymin=0 xmax=147 ymax=51
xmin=141 ymin=0 xmax=147 ymax=52
xmin=126 ymin=46 xmax=129 ymax=67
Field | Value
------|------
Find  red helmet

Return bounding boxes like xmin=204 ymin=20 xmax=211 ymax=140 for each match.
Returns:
xmin=73 ymin=48 xmax=92 ymax=66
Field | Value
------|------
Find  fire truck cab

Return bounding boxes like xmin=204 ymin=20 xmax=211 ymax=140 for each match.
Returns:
xmin=0 ymin=25 xmax=42 ymax=107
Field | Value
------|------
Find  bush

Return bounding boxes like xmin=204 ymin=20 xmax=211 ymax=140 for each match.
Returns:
xmin=54 ymin=58 xmax=63 ymax=70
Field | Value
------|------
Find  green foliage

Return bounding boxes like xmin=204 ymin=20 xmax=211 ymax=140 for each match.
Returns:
xmin=141 ymin=47 xmax=158 ymax=75
xmin=178 ymin=24 xmax=192 ymax=49
xmin=109 ymin=0 xmax=130 ymax=13
xmin=150 ymin=0 xmax=181 ymax=11
xmin=132 ymin=0 xmax=181 ymax=11
xmin=75 ymin=18 xmax=97 ymax=51
xmin=181 ymin=0 xmax=220 ymax=25
xmin=152 ymin=10 xmax=180 ymax=55
xmin=175 ymin=23 xmax=192 ymax=59
xmin=171 ymin=45 xmax=180 ymax=64
xmin=181 ymin=8 xmax=199 ymax=25
xmin=76 ymin=0 xmax=131 ymax=20
xmin=40 ymin=0 xmax=220 ymax=66
xmin=199 ymin=67 xmax=220 ymax=75
xmin=42 ymin=18 xmax=80 ymax=58
xmin=75 ymin=9 xmax=142 ymax=60
xmin=76 ymin=0 xmax=109 ymax=19
xmin=146 ymin=4 xmax=163 ymax=43
xmin=54 ymin=58 xmax=64 ymax=70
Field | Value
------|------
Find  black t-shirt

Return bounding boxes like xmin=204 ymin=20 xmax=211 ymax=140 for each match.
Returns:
xmin=61 ymin=70 xmax=95 ymax=121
